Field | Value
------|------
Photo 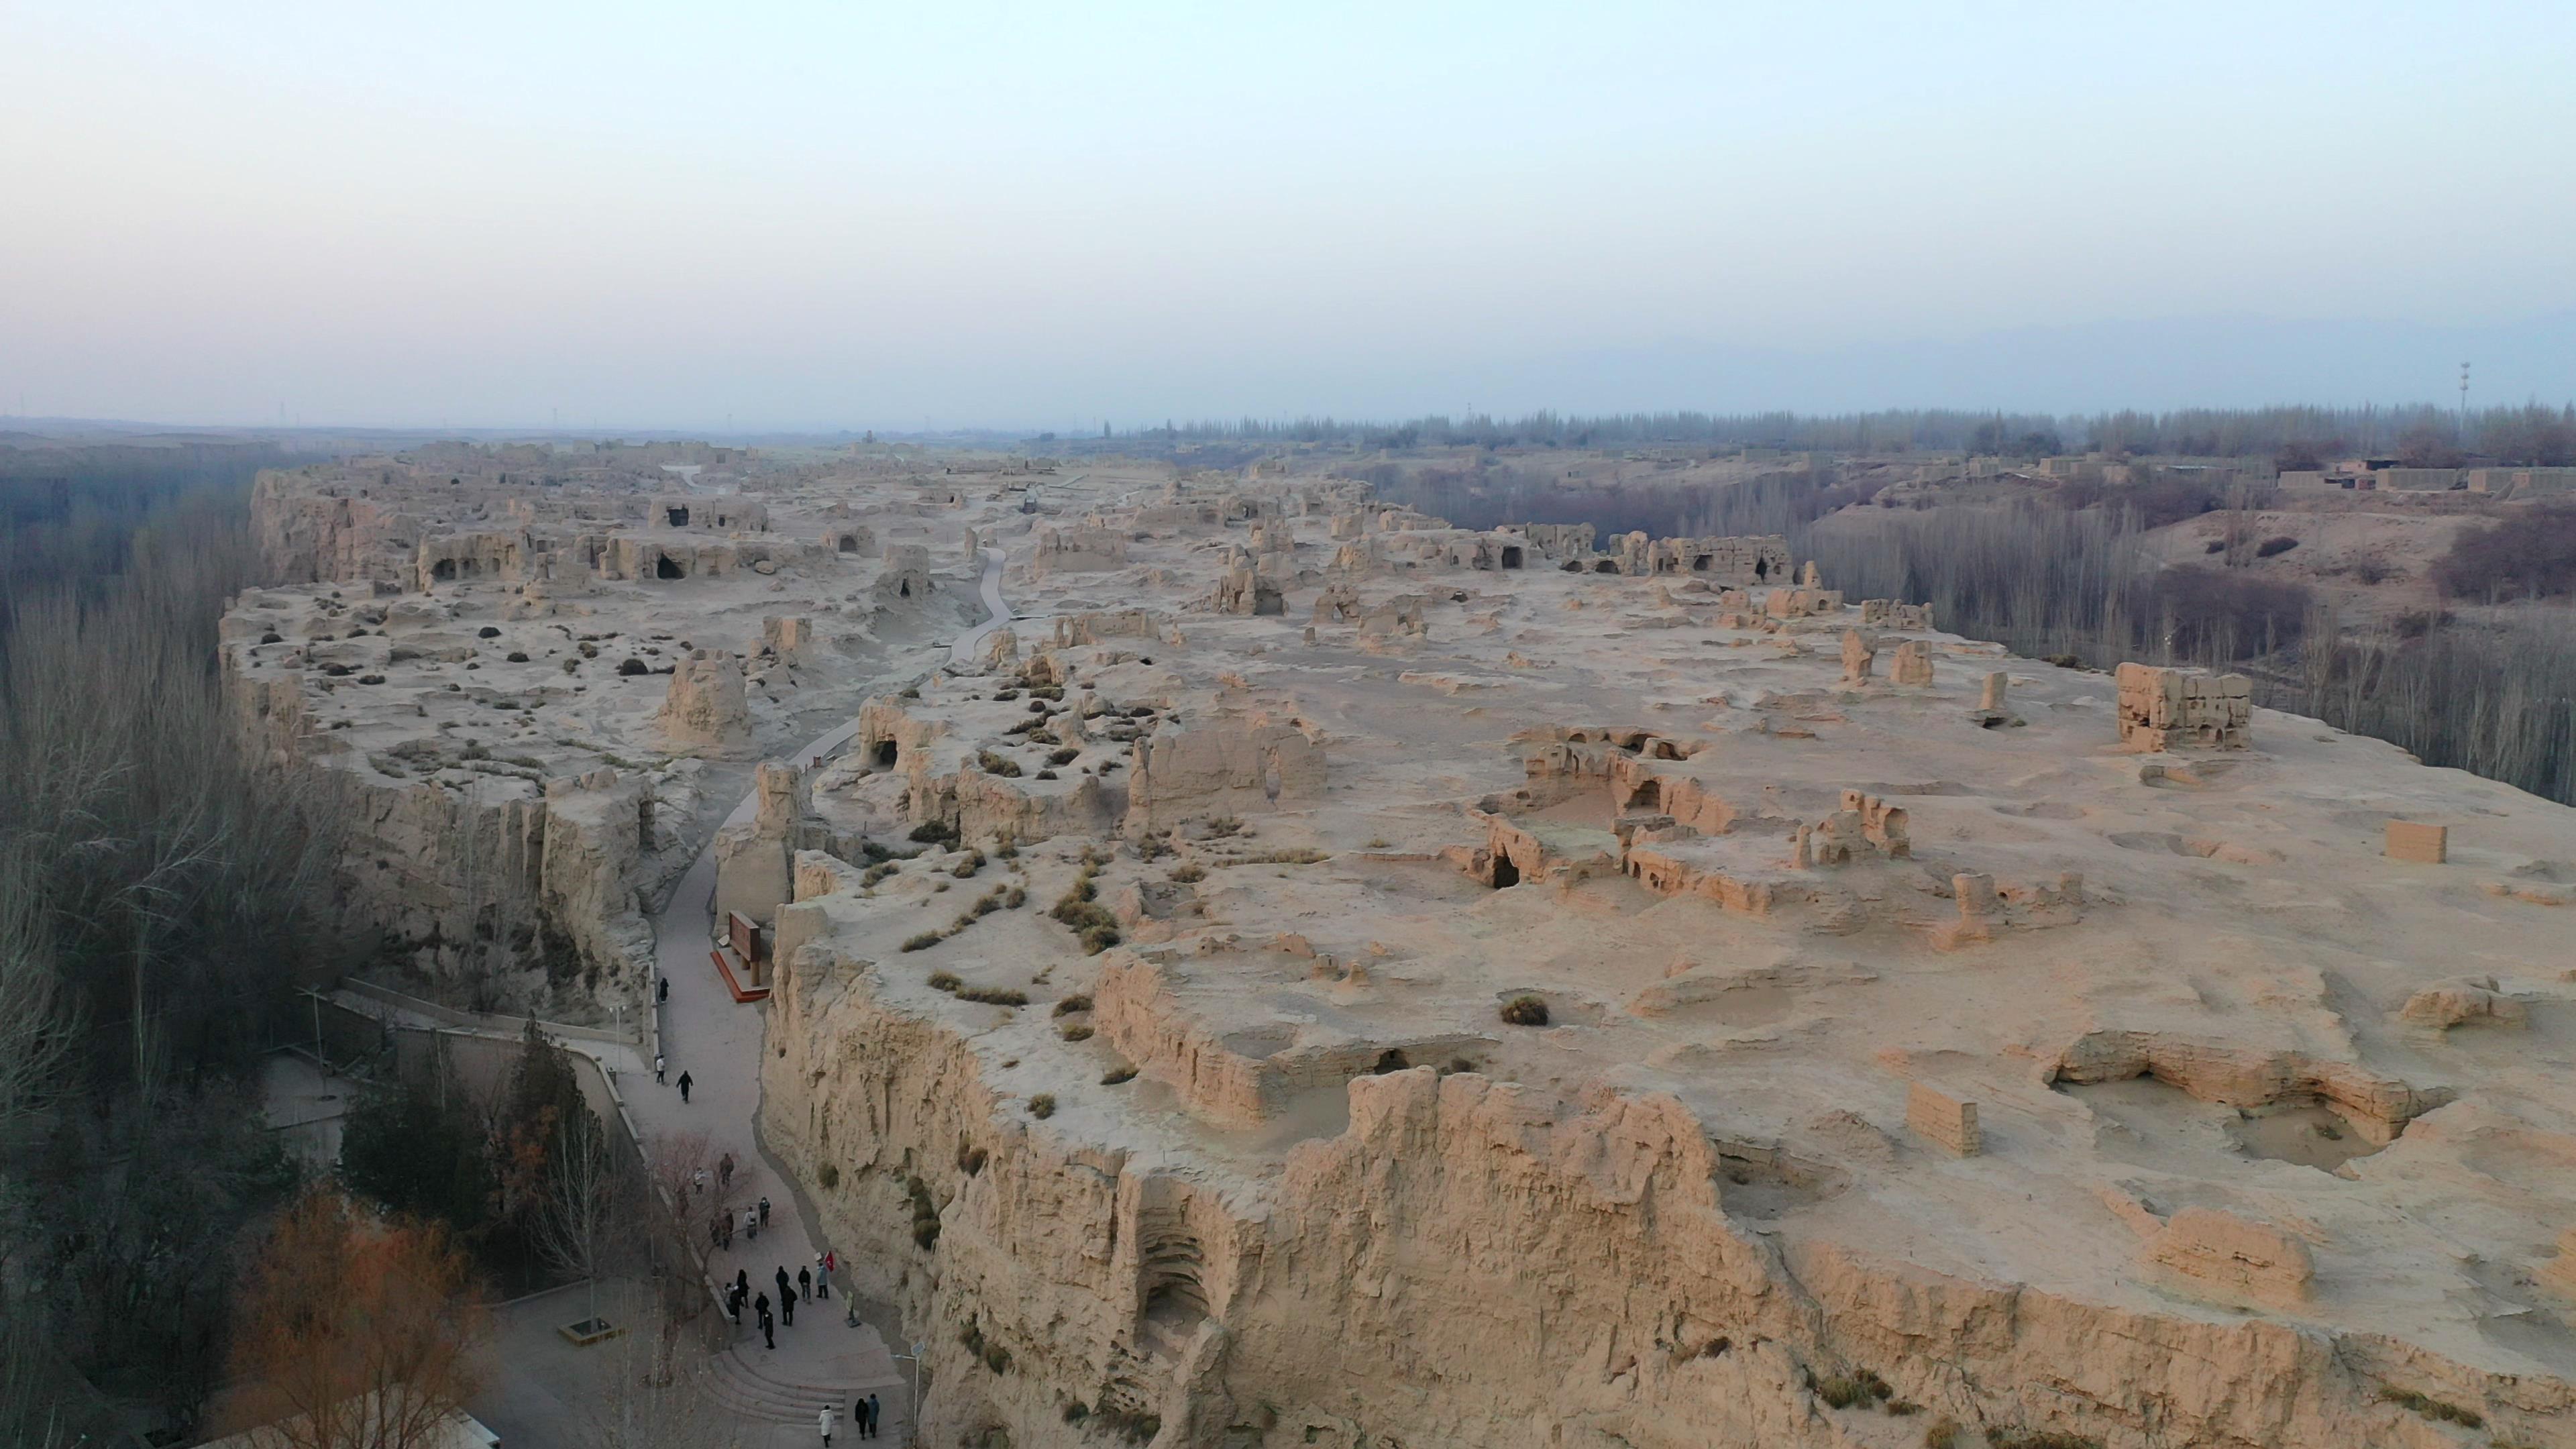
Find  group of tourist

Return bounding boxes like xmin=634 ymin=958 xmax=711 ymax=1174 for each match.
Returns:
xmin=818 ymin=1392 xmax=883 ymax=1442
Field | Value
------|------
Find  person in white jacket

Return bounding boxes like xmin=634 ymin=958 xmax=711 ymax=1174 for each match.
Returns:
xmin=819 ymin=1404 xmax=836 ymax=1446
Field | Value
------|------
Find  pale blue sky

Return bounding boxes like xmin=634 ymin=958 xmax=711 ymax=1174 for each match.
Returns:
xmin=3 ymin=2 xmax=2570 ymax=429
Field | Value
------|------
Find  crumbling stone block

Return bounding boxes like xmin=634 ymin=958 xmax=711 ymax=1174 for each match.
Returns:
xmin=1840 ymin=629 xmax=1877 ymax=684
xmin=2115 ymin=663 xmax=2251 ymax=751
xmin=2398 ymin=975 xmax=2524 ymax=1030
xmin=1906 ymin=1083 xmax=1981 ymax=1157
xmin=2385 ymin=820 xmax=2448 ymax=864
xmin=1889 ymin=639 xmax=1935 ymax=686
xmin=2141 ymin=1208 xmax=2314 ymax=1309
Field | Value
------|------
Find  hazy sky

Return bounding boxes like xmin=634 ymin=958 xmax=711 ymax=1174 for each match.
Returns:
xmin=4 ymin=1 xmax=2571 ymax=429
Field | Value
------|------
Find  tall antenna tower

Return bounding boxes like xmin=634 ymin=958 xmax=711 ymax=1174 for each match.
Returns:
xmin=2459 ymin=360 xmax=2471 ymax=437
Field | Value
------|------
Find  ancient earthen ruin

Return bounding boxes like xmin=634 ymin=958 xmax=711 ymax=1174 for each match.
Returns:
xmin=229 ymin=445 xmax=2576 ymax=1448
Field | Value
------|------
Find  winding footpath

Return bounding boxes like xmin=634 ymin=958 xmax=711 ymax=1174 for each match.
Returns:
xmin=629 ymin=545 xmax=1016 ymax=1444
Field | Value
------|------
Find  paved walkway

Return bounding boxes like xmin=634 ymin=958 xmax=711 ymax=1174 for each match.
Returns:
xmin=625 ymin=544 xmax=1016 ymax=1444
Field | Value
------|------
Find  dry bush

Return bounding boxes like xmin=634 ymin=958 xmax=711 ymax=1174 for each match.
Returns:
xmin=2432 ymin=507 xmax=2576 ymax=601
xmin=221 ymin=1187 xmax=489 ymax=1449
xmin=1500 ymin=995 xmax=1550 ymax=1026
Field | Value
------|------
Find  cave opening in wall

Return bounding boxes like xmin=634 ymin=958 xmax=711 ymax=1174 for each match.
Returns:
xmin=656 ymin=555 xmax=685 ymax=580
xmin=1500 ymin=545 xmax=1523 ymax=568
xmin=1593 ymin=559 xmax=1618 ymax=574
xmin=875 ymin=739 xmax=898 ymax=767
xmin=838 ymin=534 xmax=859 ymax=553
xmin=667 ymin=505 xmax=690 ymax=527
xmin=1492 ymin=852 xmax=1521 ymax=888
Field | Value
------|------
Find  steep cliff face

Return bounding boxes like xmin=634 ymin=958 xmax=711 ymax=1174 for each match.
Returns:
xmin=224 ymin=649 xmax=657 ymax=1012
xmin=765 ymin=949 xmax=2562 ymax=1449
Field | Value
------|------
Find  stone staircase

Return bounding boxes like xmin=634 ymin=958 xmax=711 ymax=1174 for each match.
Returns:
xmin=695 ymin=1343 xmax=909 ymax=1440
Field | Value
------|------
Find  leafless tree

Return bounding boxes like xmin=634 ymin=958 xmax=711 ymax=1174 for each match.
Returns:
xmin=533 ymin=1108 xmax=641 ymax=1334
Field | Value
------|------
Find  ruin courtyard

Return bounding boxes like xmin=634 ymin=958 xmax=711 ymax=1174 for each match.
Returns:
xmin=228 ymin=441 xmax=2576 ymax=1448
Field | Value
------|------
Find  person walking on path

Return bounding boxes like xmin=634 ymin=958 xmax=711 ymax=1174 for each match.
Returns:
xmin=780 ymin=1289 xmax=794 ymax=1327
xmin=720 ymin=1212 xmax=733 ymax=1250
xmin=718 ymin=1150 xmax=734 ymax=1189
xmin=865 ymin=1393 xmax=880 ymax=1439
xmin=693 ymin=1167 xmax=707 ymax=1197
xmin=759 ymin=1195 xmax=771 ymax=1226
xmin=816 ymin=1250 xmax=833 ymax=1299
xmin=743 ymin=1205 xmax=759 ymax=1242
xmin=818 ymin=1405 xmax=835 ymax=1446
xmin=735 ymin=1268 xmax=749 ymax=1300
xmin=653 ymin=1053 xmax=665 ymax=1085
xmin=775 ymin=1266 xmax=793 ymax=1307
xmin=758 ymin=1297 xmax=773 ymax=1350
xmin=657 ymin=975 xmax=669 ymax=1004
xmin=798 ymin=1265 xmax=812 ymax=1301
xmin=676 ymin=1070 xmax=692 ymax=1103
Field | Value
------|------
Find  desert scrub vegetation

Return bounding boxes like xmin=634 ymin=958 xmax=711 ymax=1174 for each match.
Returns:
xmin=2433 ymin=504 xmax=2576 ymax=602
xmin=1216 ymin=847 xmax=1330 ymax=866
xmin=906 ymin=1175 xmax=940 ymax=1248
xmin=1049 ymin=855 xmax=1122 ymax=954
xmin=2377 ymin=1385 xmax=2483 ymax=1429
xmin=1986 ymin=1431 xmax=2103 ymax=1449
xmin=1060 ymin=1023 xmax=1094 ymax=1042
xmin=955 ymin=986 xmax=1028 ymax=1007
xmin=1499 ymin=995 xmax=1551 ymax=1026
xmin=1169 ymin=862 xmax=1206 ymax=883
xmin=908 ymin=818 xmax=961 ymax=847
xmin=1100 ymin=1064 xmax=1137 ymax=1085
xmin=1053 ymin=994 xmax=1092 ymax=1016
xmin=1027 ymin=1093 xmax=1057 ymax=1119
xmin=1811 ymin=1367 xmax=1894 ymax=1411
xmin=2253 ymin=534 xmax=2300 ymax=557
xmin=926 ymin=971 xmax=962 ymax=993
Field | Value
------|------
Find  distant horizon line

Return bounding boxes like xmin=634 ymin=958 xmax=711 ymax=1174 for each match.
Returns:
xmin=8 ymin=396 xmax=2571 ymax=446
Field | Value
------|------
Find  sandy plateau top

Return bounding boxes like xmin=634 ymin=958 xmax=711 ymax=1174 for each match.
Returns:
xmin=227 ymin=447 xmax=2576 ymax=1440
xmin=777 ymin=464 xmax=2576 ymax=1389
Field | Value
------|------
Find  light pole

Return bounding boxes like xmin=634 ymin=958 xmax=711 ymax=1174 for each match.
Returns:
xmin=891 ymin=1340 xmax=925 ymax=1442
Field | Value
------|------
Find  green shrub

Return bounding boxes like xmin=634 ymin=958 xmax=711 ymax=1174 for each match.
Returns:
xmin=2377 ymin=1386 xmax=2483 ymax=1429
xmin=1028 ymin=1093 xmax=1056 ymax=1119
xmin=909 ymin=819 xmax=961 ymax=846
xmin=907 ymin=1175 xmax=940 ymax=1248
